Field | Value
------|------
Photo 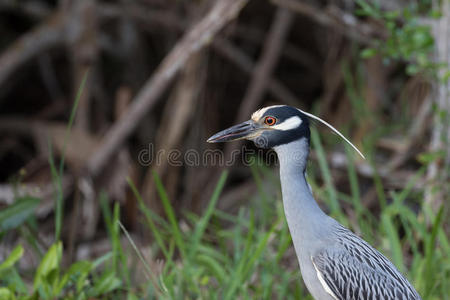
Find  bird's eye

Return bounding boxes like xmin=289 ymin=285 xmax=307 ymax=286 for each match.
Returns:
xmin=264 ymin=116 xmax=277 ymax=126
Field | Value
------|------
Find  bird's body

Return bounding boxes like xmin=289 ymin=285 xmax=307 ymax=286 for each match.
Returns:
xmin=276 ymin=139 xmax=421 ymax=300
xmin=208 ymin=105 xmax=421 ymax=300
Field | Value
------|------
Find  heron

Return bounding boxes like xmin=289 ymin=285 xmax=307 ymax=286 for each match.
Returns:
xmin=207 ymin=105 xmax=421 ymax=300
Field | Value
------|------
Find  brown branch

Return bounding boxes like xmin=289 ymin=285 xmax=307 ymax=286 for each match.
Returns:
xmin=0 ymin=12 xmax=66 ymax=90
xmin=230 ymin=25 xmax=319 ymax=72
xmin=86 ymin=0 xmax=248 ymax=176
xmin=121 ymin=4 xmax=303 ymax=106
xmin=123 ymin=3 xmax=318 ymax=72
xmin=142 ymin=52 xmax=204 ymax=213
xmin=202 ymin=7 xmax=294 ymax=204
xmin=212 ymin=38 xmax=301 ymax=106
xmin=271 ymin=0 xmax=386 ymax=44
xmin=223 ymin=7 xmax=294 ymax=159
xmin=0 ymin=0 xmax=51 ymax=19
xmin=69 ymin=0 xmax=99 ymax=130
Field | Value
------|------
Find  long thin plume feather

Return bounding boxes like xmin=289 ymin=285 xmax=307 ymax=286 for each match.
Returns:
xmin=298 ymin=109 xmax=365 ymax=159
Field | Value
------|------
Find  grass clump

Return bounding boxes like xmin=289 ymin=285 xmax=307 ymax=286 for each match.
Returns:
xmin=1 ymin=154 xmax=449 ymax=299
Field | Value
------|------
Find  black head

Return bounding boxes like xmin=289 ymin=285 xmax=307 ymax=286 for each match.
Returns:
xmin=207 ymin=105 xmax=310 ymax=149
xmin=207 ymin=105 xmax=365 ymax=158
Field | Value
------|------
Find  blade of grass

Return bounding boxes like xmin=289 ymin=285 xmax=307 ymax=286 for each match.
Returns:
xmin=224 ymin=210 xmax=255 ymax=300
xmin=118 ymin=220 xmax=162 ymax=297
xmin=49 ymin=71 xmax=89 ymax=241
xmin=196 ymin=253 xmax=227 ymax=284
xmin=423 ymin=206 xmax=444 ymax=298
xmin=99 ymin=192 xmax=117 ymax=271
xmin=48 ymin=142 xmax=63 ymax=241
xmin=189 ymin=171 xmax=228 ymax=258
xmin=249 ymin=158 xmax=270 ymax=204
xmin=112 ymin=202 xmax=131 ymax=290
xmin=250 ymin=162 xmax=272 ymax=220
xmin=242 ymin=219 xmax=279 ymax=279
xmin=127 ymin=177 xmax=169 ymax=258
xmin=369 ymin=156 xmax=387 ymax=210
xmin=393 ymin=166 xmax=425 ymax=205
xmin=152 ymin=171 xmax=186 ymax=258
xmin=58 ymin=71 xmax=89 ymax=176
xmin=381 ymin=208 xmax=404 ymax=272
xmin=344 ymin=144 xmax=363 ymax=217
xmin=310 ymin=127 xmax=341 ymax=216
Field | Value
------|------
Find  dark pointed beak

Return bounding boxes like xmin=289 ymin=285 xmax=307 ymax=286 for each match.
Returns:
xmin=207 ymin=120 xmax=262 ymax=143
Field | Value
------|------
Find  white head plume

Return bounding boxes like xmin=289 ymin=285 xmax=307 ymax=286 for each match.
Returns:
xmin=297 ymin=109 xmax=365 ymax=159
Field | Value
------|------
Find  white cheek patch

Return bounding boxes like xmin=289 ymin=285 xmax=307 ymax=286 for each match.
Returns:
xmin=272 ymin=116 xmax=302 ymax=131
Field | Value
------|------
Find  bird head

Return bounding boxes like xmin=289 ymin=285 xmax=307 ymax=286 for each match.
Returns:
xmin=207 ymin=105 xmax=309 ymax=149
xmin=207 ymin=105 xmax=364 ymax=158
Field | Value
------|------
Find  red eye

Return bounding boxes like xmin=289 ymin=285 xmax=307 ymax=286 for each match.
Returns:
xmin=264 ymin=116 xmax=276 ymax=126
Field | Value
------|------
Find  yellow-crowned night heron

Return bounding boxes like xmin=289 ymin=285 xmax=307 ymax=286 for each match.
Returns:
xmin=207 ymin=105 xmax=421 ymax=300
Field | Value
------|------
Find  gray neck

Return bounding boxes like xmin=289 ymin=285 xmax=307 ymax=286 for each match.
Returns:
xmin=274 ymin=139 xmax=332 ymax=254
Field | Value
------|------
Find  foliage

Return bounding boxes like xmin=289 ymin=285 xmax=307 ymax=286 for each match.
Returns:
xmin=357 ymin=0 xmax=440 ymax=76
xmin=0 ymin=243 xmax=120 ymax=299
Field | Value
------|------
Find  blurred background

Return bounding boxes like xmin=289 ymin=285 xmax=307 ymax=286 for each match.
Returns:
xmin=0 ymin=0 xmax=449 ymax=299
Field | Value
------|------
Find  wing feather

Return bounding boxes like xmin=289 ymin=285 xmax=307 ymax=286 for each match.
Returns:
xmin=312 ymin=226 xmax=421 ymax=300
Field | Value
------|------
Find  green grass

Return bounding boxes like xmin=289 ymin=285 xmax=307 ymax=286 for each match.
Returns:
xmin=1 ymin=154 xmax=448 ymax=299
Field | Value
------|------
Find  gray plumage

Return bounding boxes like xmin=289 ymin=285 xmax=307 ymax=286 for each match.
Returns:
xmin=207 ymin=105 xmax=421 ymax=300
xmin=276 ymin=138 xmax=421 ymax=300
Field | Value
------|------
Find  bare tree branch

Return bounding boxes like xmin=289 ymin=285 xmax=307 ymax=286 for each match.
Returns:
xmin=87 ymin=0 xmax=248 ymax=176
xmin=212 ymin=38 xmax=301 ymax=106
xmin=0 ymin=12 xmax=66 ymax=89
xmin=223 ymin=7 xmax=294 ymax=160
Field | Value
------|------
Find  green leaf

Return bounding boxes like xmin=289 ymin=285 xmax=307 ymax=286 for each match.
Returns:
xmin=92 ymin=271 xmax=121 ymax=296
xmin=417 ymin=150 xmax=445 ymax=164
xmin=429 ymin=9 xmax=442 ymax=19
xmin=196 ymin=253 xmax=227 ymax=284
xmin=58 ymin=260 xmax=92 ymax=294
xmin=127 ymin=293 xmax=140 ymax=300
xmin=406 ymin=64 xmax=420 ymax=75
xmin=0 ymin=245 xmax=23 ymax=273
xmin=34 ymin=242 xmax=62 ymax=290
xmin=360 ymin=48 xmax=377 ymax=58
xmin=442 ymin=70 xmax=450 ymax=83
xmin=0 ymin=288 xmax=13 ymax=300
xmin=355 ymin=0 xmax=381 ymax=18
xmin=0 ymin=197 xmax=40 ymax=231
xmin=92 ymin=252 xmax=113 ymax=269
